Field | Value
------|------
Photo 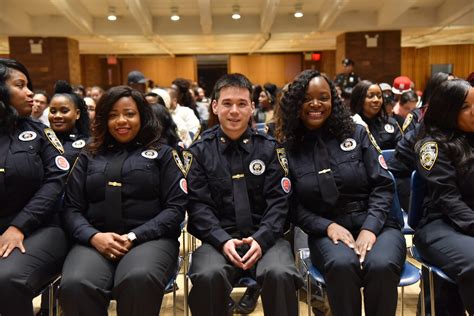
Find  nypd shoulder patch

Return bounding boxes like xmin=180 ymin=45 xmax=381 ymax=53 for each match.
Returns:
xmin=419 ymin=141 xmax=438 ymax=171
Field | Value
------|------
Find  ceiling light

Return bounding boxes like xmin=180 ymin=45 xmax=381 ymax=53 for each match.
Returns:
xmin=232 ymin=5 xmax=241 ymax=20
xmin=294 ymin=4 xmax=303 ymax=18
xmin=107 ymin=6 xmax=117 ymax=21
xmin=170 ymin=6 xmax=180 ymax=21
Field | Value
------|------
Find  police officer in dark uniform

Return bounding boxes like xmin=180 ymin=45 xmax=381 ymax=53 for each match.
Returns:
xmin=58 ymin=86 xmax=187 ymax=316
xmin=334 ymin=58 xmax=360 ymax=99
xmin=277 ymin=70 xmax=406 ymax=316
xmin=0 ymin=58 xmax=69 ymax=316
xmin=414 ymin=79 xmax=474 ymax=315
xmin=186 ymin=73 xmax=303 ymax=316
xmin=351 ymin=80 xmax=402 ymax=150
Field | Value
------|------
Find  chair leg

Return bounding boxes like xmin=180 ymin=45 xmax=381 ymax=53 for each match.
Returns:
xmin=306 ymin=273 xmax=311 ymax=316
xmin=401 ymin=286 xmax=404 ymax=316
xmin=420 ymin=272 xmax=426 ymax=316
xmin=48 ymin=283 xmax=54 ymax=316
xmin=429 ymin=269 xmax=436 ymax=316
xmin=173 ymin=282 xmax=177 ymax=316
xmin=184 ymin=274 xmax=190 ymax=316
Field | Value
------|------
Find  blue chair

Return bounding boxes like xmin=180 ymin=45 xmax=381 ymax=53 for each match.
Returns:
xmin=297 ymin=168 xmax=421 ymax=316
xmin=382 ymin=149 xmax=415 ymax=234
xmin=407 ymin=170 xmax=456 ymax=316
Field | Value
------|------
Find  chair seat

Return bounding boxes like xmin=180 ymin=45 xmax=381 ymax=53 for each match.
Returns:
xmin=235 ymin=276 xmax=258 ymax=288
xmin=399 ymin=261 xmax=420 ymax=286
xmin=410 ymin=245 xmax=455 ymax=284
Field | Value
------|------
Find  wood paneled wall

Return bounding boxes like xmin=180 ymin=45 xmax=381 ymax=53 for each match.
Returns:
xmin=402 ymin=44 xmax=474 ymax=90
xmin=121 ymin=56 xmax=197 ymax=87
xmin=302 ymin=50 xmax=336 ymax=79
xmin=229 ymin=54 xmax=302 ymax=87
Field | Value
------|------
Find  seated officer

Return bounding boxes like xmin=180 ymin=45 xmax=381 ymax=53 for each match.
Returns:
xmin=186 ymin=73 xmax=303 ymax=316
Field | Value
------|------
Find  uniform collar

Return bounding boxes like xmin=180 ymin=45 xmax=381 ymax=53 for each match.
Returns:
xmin=217 ymin=126 xmax=252 ymax=154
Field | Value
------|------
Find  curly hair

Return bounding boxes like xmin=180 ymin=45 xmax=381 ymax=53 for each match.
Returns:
xmin=350 ymin=80 xmax=389 ymax=123
xmin=416 ymin=79 xmax=473 ymax=174
xmin=87 ymin=86 xmax=161 ymax=155
xmin=275 ymin=69 xmax=354 ymax=146
xmin=0 ymin=58 xmax=33 ymax=133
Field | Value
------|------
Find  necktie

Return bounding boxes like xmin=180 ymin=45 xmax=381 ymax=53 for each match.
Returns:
xmin=230 ymin=143 xmax=253 ymax=236
xmin=313 ymin=134 xmax=340 ymax=206
xmin=103 ymin=150 xmax=128 ymax=232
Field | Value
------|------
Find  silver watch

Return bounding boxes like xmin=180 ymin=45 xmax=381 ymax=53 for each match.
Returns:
xmin=127 ymin=232 xmax=137 ymax=243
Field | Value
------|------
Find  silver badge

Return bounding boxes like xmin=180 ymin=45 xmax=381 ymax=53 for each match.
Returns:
xmin=340 ymin=138 xmax=356 ymax=151
xmin=249 ymin=159 xmax=265 ymax=175
xmin=384 ymin=123 xmax=395 ymax=133
xmin=141 ymin=149 xmax=158 ymax=159
xmin=19 ymin=131 xmax=37 ymax=141
xmin=72 ymin=139 xmax=86 ymax=149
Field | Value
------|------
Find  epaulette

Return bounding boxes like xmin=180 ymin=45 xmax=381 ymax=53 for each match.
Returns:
xmin=44 ymin=128 xmax=65 ymax=154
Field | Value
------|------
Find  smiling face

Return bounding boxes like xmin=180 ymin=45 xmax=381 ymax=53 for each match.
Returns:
xmin=363 ymin=84 xmax=383 ymax=119
xmin=300 ymin=76 xmax=332 ymax=130
xmin=48 ymin=95 xmax=80 ymax=133
xmin=457 ymin=87 xmax=474 ymax=133
xmin=107 ymin=96 xmax=141 ymax=143
xmin=6 ymin=69 xmax=34 ymax=117
xmin=212 ymin=86 xmax=254 ymax=140
xmin=31 ymin=93 xmax=48 ymax=118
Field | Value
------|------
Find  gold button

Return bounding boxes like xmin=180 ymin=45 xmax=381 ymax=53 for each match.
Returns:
xmin=243 ymin=139 xmax=249 ymax=144
xmin=220 ymin=137 xmax=226 ymax=143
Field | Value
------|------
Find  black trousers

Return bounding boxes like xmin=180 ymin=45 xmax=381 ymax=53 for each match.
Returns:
xmin=309 ymin=226 xmax=406 ymax=316
xmin=58 ymin=238 xmax=179 ymax=316
xmin=414 ymin=219 xmax=474 ymax=315
xmin=188 ymin=239 xmax=304 ymax=316
xmin=0 ymin=226 xmax=68 ymax=316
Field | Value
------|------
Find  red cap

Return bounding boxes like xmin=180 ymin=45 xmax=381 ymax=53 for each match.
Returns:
xmin=392 ymin=76 xmax=413 ymax=94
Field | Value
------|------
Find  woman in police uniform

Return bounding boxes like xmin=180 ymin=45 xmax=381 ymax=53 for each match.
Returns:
xmin=276 ymin=70 xmax=406 ymax=316
xmin=58 ymin=86 xmax=187 ymax=316
xmin=414 ymin=79 xmax=474 ymax=314
xmin=48 ymin=80 xmax=90 ymax=165
xmin=351 ymin=80 xmax=402 ymax=150
xmin=0 ymin=58 xmax=69 ymax=316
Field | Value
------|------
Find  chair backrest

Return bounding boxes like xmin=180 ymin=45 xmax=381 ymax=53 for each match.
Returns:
xmin=387 ymin=170 xmax=405 ymax=227
xmin=381 ymin=149 xmax=395 ymax=162
xmin=408 ymin=170 xmax=425 ymax=228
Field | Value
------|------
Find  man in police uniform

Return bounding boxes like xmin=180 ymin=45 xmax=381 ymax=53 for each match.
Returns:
xmin=334 ymin=58 xmax=360 ymax=99
xmin=186 ymin=73 xmax=303 ymax=316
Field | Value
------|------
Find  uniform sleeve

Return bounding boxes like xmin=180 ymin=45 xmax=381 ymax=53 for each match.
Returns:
xmin=251 ymin=144 xmax=289 ymax=253
xmin=417 ymin=142 xmax=474 ymax=235
xmin=360 ymin=128 xmax=394 ymax=235
xmin=131 ymin=147 xmax=187 ymax=243
xmin=187 ymin=147 xmax=233 ymax=249
xmin=62 ymin=153 xmax=100 ymax=244
xmin=390 ymin=128 xmax=417 ymax=177
xmin=10 ymin=135 xmax=68 ymax=236
xmin=290 ymin=196 xmax=333 ymax=237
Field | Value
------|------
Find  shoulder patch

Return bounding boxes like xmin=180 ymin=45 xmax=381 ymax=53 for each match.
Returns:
xmin=402 ymin=113 xmax=413 ymax=132
xmin=44 ymin=128 xmax=64 ymax=154
xmin=419 ymin=141 xmax=438 ymax=171
xmin=172 ymin=150 xmax=187 ymax=176
xmin=366 ymin=128 xmax=382 ymax=153
xmin=276 ymin=148 xmax=289 ymax=176
xmin=182 ymin=151 xmax=193 ymax=176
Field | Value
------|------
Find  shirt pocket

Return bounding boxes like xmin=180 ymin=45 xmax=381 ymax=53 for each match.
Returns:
xmin=125 ymin=159 xmax=157 ymax=199
xmin=208 ymin=177 xmax=232 ymax=217
xmin=9 ymin=141 xmax=43 ymax=185
xmin=86 ymin=161 xmax=107 ymax=202
xmin=333 ymin=148 xmax=368 ymax=188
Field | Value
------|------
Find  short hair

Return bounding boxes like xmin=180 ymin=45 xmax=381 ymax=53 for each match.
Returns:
xmin=211 ymin=73 xmax=253 ymax=102
xmin=87 ymin=86 xmax=161 ymax=154
xmin=0 ymin=58 xmax=33 ymax=133
xmin=34 ymin=89 xmax=50 ymax=104
xmin=400 ymin=90 xmax=418 ymax=106
xmin=350 ymin=80 xmax=388 ymax=121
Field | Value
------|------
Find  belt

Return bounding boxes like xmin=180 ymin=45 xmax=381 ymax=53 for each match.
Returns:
xmin=333 ymin=200 xmax=368 ymax=215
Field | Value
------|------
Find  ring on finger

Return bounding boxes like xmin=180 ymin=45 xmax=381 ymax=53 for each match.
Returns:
xmin=110 ymin=254 xmax=115 ymax=259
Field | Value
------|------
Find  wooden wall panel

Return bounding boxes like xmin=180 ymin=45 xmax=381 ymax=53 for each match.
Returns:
xmin=80 ymin=55 xmax=103 ymax=88
xmin=175 ymin=57 xmax=197 ymax=83
xmin=229 ymin=53 xmax=302 ymax=87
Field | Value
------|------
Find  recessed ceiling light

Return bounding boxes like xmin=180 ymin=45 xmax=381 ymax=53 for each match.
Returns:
xmin=170 ymin=6 xmax=180 ymax=21
xmin=294 ymin=3 xmax=303 ymax=18
xmin=232 ymin=5 xmax=241 ymax=20
xmin=107 ymin=6 xmax=117 ymax=21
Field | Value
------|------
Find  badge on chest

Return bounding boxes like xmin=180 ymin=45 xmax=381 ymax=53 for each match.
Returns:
xmin=340 ymin=138 xmax=356 ymax=151
xmin=19 ymin=131 xmax=37 ymax=141
xmin=72 ymin=139 xmax=86 ymax=149
xmin=249 ymin=159 xmax=265 ymax=175
xmin=384 ymin=123 xmax=395 ymax=133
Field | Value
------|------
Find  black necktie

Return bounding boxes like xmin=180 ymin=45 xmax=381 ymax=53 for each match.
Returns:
xmin=313 ymin=134 xmax=340 ymax=206
xmin=103 ymin=150 xmax=128 ymax=232
xmin=230 ymin=143 xmax=253 ymax=236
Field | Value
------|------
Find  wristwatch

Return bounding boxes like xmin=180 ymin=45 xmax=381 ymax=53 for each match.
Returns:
xmin=127 ymin=232 xmax=137 ymax=243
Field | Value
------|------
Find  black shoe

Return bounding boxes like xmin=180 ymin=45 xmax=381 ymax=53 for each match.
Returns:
xmin=234 ymin=286 xmax=261 ymax=314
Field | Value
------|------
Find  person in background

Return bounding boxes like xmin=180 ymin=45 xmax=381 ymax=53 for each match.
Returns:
xmin=127 ymin=70 xmax=148 ymax=94
xmin=351 ymin=80 xmax=402 ymax=150
xmin=73 ymin=85 xmax=86 ymax=98
xmin=172 ymin=78 xmax=200 ymax=120
xmin=84 ymin=96 xmax=96 ymax=121
xmin=0 ymin=58 xmax=69 ymax=316
xmin=31 ymin=90 xmax=50 ymax=126
xmin=254 ymin=83 xmax=278 ymax=125
xmin=90 ymin=86 xmax=104 ymax=104
xmin=379 ymin=83 xmax=396 ymax=116
xmin=58 ymin=85 xmax=187 ymax=316
xmin=277 ymin=69 xmax=405 ymax=316
xmin=145 ymin=92 xmax=159 ymax=105
xmin=334 ymin=58 xmax=360 ymax=101
xmin=397 ymin=90 xmax=418 ymax=122
xmin=414 ymin=79 xmax=474 ymax=315
xmin=391 ymin=76 xmax=413 ymax=118
xmin=168 ymin=87 xmax=200 ymax=139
